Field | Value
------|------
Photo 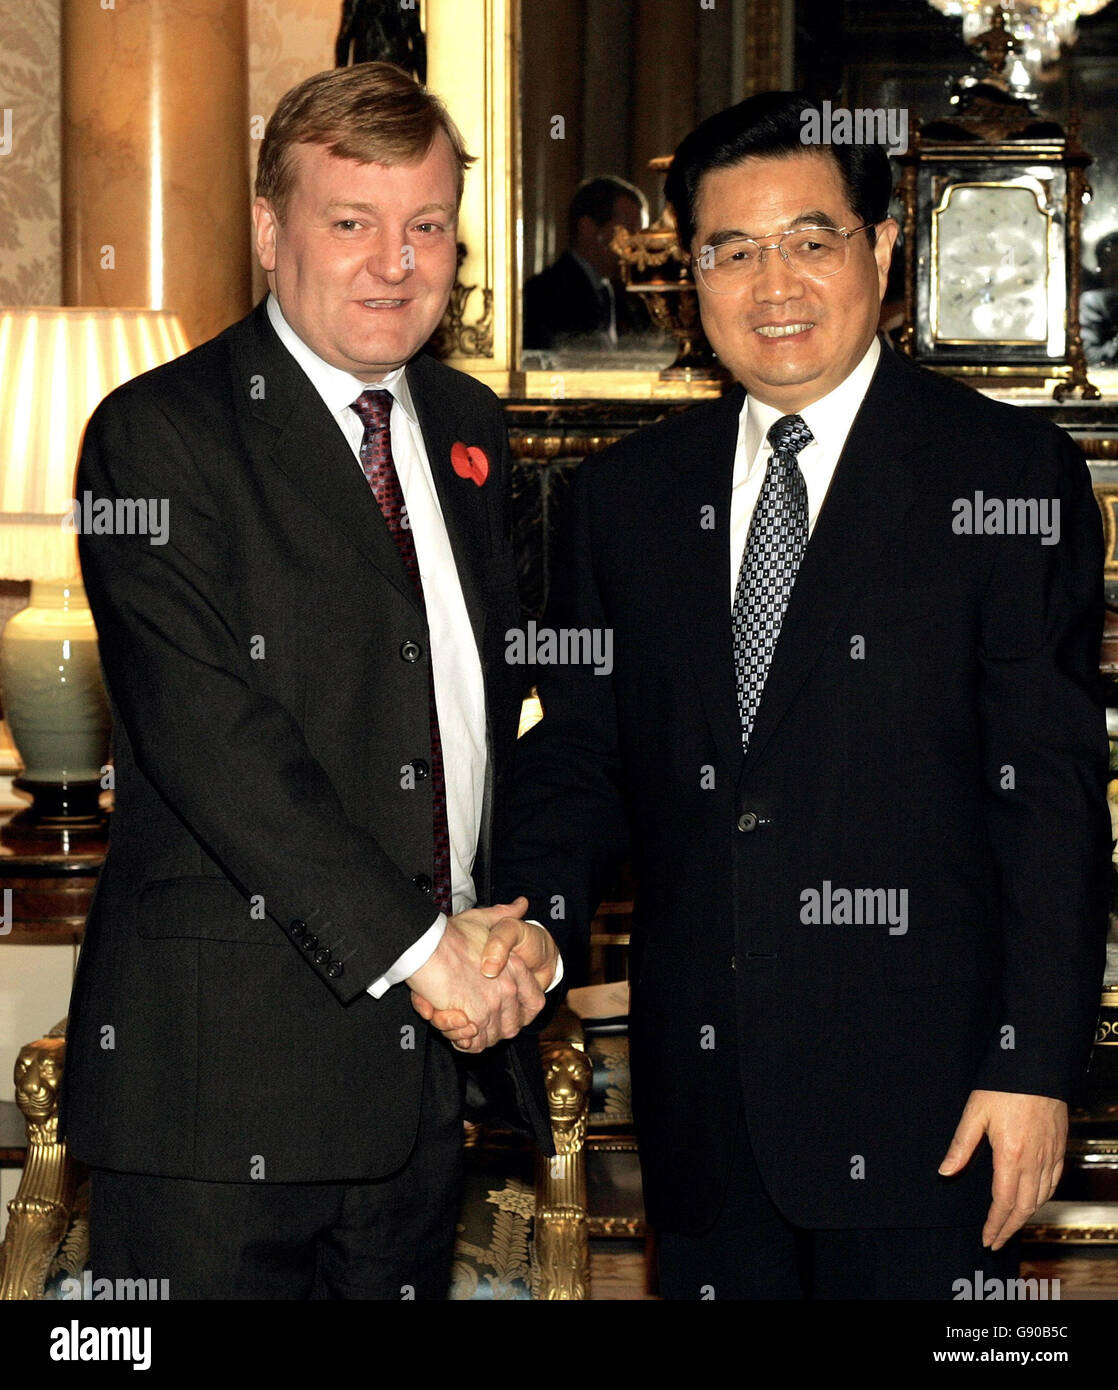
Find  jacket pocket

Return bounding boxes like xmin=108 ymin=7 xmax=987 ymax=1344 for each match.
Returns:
xmin=136 ymin=876 xmax=282 ymax=946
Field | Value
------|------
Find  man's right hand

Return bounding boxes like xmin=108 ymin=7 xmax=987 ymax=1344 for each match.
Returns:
xmin=407 ymin=898 xmax=546 ymax=1054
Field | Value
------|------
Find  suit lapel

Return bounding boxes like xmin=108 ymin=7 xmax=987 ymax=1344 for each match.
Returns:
xmin=234 ymin=307 xmax=499 ymax=681
xmin=234 ymin=302 xmax=423 ymax=614
xmin=674 ymin=386 xmax=751 ymax=778
xmin=406 ymin=353 xmax=495 ymax=667
xmin=408 ymin=355 xmax=513 ymax=901
xmin=737 ymin=344 xmax=926 ymax=782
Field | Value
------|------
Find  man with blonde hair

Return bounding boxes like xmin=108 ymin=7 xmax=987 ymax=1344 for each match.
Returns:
xmin=62 ymin=62 xmax=560 ymax=1300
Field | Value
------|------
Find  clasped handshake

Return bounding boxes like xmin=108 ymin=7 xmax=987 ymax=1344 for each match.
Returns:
xmin=406 ymin=897 xmax=559 ymax=1054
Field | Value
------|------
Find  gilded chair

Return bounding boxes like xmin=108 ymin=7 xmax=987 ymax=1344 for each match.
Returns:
xmin=451 ymin=1019 xmax=593 ymax=1299
xmin=0 ymin=1014 xmax=592 ymax=1301
xmin=0 ymin=1021 xmax=88 ymax=1300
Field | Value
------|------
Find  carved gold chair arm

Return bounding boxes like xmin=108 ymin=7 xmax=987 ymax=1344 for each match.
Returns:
xmin=0 ymin=1019 xmax=86 ymax=1300
xmin=0 ymin=1012 xmax=594 ymax=1300
xmin=532 ymin=1005 xmax=592 ymax=1299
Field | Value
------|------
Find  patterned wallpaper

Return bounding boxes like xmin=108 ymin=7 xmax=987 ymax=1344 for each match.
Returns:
xmin=246 ymin=0 xmax=340 ymax=302
xmin=0 ymin=0 xmax=340 ymax=310
xmin=249 ymin=0 xmax=338 ymax=117
xmin=0 ymin=0 xmax=62 ymax=306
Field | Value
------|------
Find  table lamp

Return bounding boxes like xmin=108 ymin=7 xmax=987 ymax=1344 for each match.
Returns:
xmin=0 ymin=307 xmax=190 ymax=847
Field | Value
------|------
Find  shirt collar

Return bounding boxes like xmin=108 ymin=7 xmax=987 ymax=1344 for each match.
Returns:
xmin=742 ymin=335 xmax=881 ymax=467
xmin=266 ymin=292 xmax=419 ymax=425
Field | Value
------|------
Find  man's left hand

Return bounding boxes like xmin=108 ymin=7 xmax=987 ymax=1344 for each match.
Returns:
xmin=938 ymin=1089 xmax=1067 ymax=1250
xmin=412 ymin=916 xmax=560 ymax=1048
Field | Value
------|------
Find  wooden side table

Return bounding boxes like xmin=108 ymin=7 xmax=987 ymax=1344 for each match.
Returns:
xmin=0 ymin=815 xmax=104 ymax=946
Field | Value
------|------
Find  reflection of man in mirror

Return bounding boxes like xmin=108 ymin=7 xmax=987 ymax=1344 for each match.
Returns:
xmin=335 ymin=0 xmax=427 ymax=84
xmin=1081 ymin=232 xmax=1118 ymax=366
xmin=523 ymin=176 xmax=652 ymax=351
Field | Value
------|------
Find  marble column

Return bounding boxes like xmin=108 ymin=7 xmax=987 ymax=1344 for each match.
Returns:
xmin=61 ymin=0 xmax=251 ymax=347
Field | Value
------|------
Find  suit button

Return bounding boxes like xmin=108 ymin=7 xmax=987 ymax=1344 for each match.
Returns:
xmin=290 ymin=919 xmax=306 ymax=938
xmin=412 ymin=759 xmax=430 ymax=779
xmin=737 ymin=812 xmax=759 ymax=833
xmin=314 ymin=948 xmax=331 ymax=965
xmin=302 ymin=934 xmax=319 ymax=951
xmin=327 ymin=962 xmax=344 ymax=979
xmin=411 ymin=873 xmax=433 ymax=894
xmin=731 ymin=953 xmax=736 ymax=972
xmin=400 ymin=640 xmax=422 ymax=662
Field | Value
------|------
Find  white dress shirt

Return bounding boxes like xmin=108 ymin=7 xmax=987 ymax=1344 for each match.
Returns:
xmin=730 ymin=336 xmax=881 ymax=603
xmin=265 ymin=295 xmax=492 ymax=996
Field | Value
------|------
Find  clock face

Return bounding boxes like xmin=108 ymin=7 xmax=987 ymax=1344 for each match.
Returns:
xmin=933 ymin=183 xmax=1049 ymax=343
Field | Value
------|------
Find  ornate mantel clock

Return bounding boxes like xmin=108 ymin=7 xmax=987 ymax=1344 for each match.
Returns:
xmin=896 ymin=8 xmax=1097 ymax=400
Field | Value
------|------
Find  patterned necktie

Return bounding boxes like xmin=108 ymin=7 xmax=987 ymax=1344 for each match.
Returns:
xmin=350 ymin=389 xmax=452 ymax=915
xmin=732 ymin=413 xmax=813 ymax=751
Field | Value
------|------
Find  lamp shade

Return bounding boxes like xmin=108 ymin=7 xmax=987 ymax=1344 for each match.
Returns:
xmin=0 ymin=306 xmax=190 ymax=579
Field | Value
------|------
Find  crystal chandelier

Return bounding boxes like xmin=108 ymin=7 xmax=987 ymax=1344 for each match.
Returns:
xmin=928 ymin=1 xmax=1112 ymax=67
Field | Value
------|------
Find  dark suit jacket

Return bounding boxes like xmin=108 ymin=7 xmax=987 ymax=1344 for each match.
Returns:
xmin=495 ymin=340 xmax=1111 ymax=1234
xmin=61 ymin=300 xmax=551 ymax=1183
xmin=523 ymin=250 xmax=648 ymax=351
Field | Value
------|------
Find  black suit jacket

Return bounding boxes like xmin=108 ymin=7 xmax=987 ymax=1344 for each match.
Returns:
xmin=523 ymin=250 xmax=648 ymax=351
xmin=61 ymin=300 xmax=551 ymax=1182
xmin=495 ymin=341 xmax=1111 ymax=1233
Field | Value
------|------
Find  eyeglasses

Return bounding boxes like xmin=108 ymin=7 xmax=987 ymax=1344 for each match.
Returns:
xmin=693 ymin=223 xmax=878 ymax=293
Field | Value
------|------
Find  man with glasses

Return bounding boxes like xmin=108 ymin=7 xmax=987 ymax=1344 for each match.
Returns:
xmin=450 ymin=92 xmax=1111 ymax=1298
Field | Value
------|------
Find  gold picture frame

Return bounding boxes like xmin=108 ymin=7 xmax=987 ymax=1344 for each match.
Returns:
xmin=427 ymin=0 xmax=789 ymax=397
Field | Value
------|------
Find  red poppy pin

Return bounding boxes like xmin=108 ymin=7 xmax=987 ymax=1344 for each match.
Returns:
xmin=450 ymin=441 xmax=490 ymax=487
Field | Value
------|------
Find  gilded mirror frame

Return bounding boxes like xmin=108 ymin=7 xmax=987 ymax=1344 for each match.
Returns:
xmin=427 ymin=0 xmax=791 ymax=398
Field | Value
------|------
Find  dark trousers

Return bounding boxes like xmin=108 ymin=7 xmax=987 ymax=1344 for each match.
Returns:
xmin=88 ymin=1040 xmax=463 ymax=1300
xmin=657 ymin=1108 xmax=1020 ymax=1300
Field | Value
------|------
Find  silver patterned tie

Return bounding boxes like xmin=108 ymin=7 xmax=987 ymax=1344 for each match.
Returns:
xmin=733 ymin=413 xmax=813 ymax=751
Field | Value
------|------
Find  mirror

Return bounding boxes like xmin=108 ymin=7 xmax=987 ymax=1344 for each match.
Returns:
xmin=518 ymin=0 xmax=755 ymax=372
